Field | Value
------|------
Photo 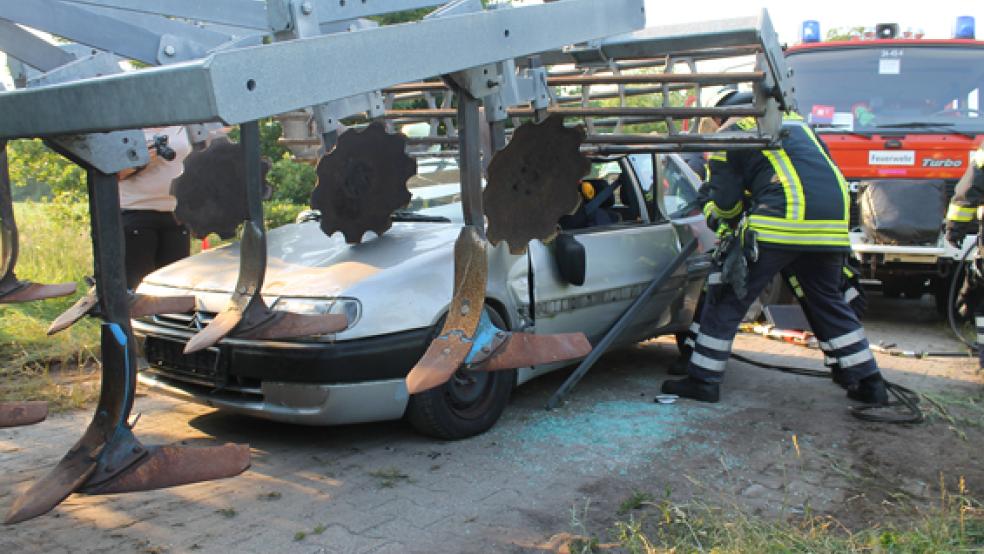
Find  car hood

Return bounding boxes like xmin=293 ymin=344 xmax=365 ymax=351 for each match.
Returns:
xmin=140 ymin=220 xmax=462 ymax=338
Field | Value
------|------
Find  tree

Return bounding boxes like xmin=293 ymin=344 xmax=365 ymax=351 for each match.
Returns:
xmin=7 ymin=139 xmax=84 ymax=196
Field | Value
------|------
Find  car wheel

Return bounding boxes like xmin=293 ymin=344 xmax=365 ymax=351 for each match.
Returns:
xmin=406 ymin=306 xmax=515 ymax=440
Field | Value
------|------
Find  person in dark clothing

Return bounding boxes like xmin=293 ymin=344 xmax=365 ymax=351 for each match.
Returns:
xmin=661 ymin=91 xmax=888 ymax=404
xmin=944 ymin=146 xmax=984 ymax=369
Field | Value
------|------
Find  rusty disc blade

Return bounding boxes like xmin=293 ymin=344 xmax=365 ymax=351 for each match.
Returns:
xmin=129 ymin=294 xmax=196 ymax=319
xmin=238 ymin=312 xmax=349 ymax=341
xmin=0 ymin=281 xmax=76 ymax=304
xmin=183 ymin=308 xmax=242 ymax=354
xmin=311 ymin=122 xmax=415 ymax=244
xmin=171 ymin=137 xmax=271 ymax=240
xmin=0 ymin=401 xmax=48 ymax=428
xmin=5 ymin=446 xmax=98 ymax=524
xmin=405 ymin=227 xmax=488 ymax=394
xmin=470 ymin=332 xmax=592 ymax=372
xmin=84 ymin=443 xmax=250 ymax=495
xmin=484 ymin=115 xmax=591 ymax=254
xmin=47 ymin=287 xmax=99 ymax=335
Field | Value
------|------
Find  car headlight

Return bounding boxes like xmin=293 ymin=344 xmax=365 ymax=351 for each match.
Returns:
xmin=272 ymin=297 xmax=362 ymax=329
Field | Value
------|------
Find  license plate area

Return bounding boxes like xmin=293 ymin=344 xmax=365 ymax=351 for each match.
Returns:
xmin=144 ymin=336 xmax=227 ymax=383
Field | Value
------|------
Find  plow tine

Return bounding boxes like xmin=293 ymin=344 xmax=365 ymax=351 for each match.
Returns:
xmin=183 ymin=308 xmax=242 ymax=354
xmin=471 ymin=332 xmax=592 ymax=372
xmin=82 ymin=443 xmax=250 ymax=495
xmin=0 ymin=139 xmax=76 ymax=305
xmin=128 ymin=294 xmax=196 ymax=319
xmin=0 ymin=282 xmax=77 ymax=304
xmin=5 ymin=445 xmax=99 ymax=524
xmin=406 ymin=226 xmax=487 ymax=395
xmin=49 ymin=290 xmax=196 ymax=335
xmin=46 ymin=287 xmax=99 ymax=335
xmin=0 ymin=401 xmax=48 ymax=428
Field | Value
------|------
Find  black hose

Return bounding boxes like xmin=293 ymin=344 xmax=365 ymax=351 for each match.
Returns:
xmin=730 ymin=352 xmax=924 ymax=424
xmin=947 ymin=243 xmax=978 ymax=350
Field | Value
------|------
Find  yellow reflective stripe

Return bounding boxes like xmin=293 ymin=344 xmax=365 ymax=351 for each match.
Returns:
xmin=762 ymin=149 xmax=804 ymax=220
xmin=750 ymin=214 xmax=847 ymax=226
xmin=842 ymin=266 xmax=855 ymax=278
xmin=704 ymin=200 xmax=742 ymax=220
xmin=784 ymin=112 xmax=805 ymax=121
xmin=737 ymin=117 xmax=757 ymax=130
xmin=748 ymin=215 xmax=847 ymax=233
xmin=796 ymin=121 xmax=851 ymax=221
xmin=708 ymin=152 xmax=727 ymax=162
xmin=755 ymin=230 xmax=850 ymax=246
xmin=946 ymin=203 xmax=976 ymax=222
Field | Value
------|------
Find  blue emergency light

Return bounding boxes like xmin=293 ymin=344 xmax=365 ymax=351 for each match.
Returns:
xmin=801 ymin=20 xmax=821 ymax=43
xmin=954 ymin=16 xmax=975 ymax=39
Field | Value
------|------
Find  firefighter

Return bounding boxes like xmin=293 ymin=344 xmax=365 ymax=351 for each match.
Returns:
xmin=661 ymin=90 xmax=888 ymax=404
xmin=943 ymin=146 xmax=984 ymax=368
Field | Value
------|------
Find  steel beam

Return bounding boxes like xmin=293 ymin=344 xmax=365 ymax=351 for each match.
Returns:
xmin=61 ymin=0 xmax=446 ymax=29
xmin=0 ymin=0 xmax=173 ymax=64
xmin=0 ymin=0 xmax=645 ymax=138
xmin=0 ymin=20 xmax=75 ymax=72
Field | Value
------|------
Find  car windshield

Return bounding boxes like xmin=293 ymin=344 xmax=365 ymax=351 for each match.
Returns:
xmin=786 ymin=45 xmax=984 ymax=134
xmin=398 ymin=158 xmax=461 ymax=220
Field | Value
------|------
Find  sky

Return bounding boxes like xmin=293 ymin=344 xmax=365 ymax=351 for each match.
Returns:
xmin=642 ymin=0 xmax=984 ymax=44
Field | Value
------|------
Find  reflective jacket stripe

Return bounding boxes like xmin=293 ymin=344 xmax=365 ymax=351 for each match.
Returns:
xmin=749 ymin=215 xmax=848 ymax=232
xmin=754 ymin=230 xmax=851 ymax=247
xmin=704 ymin=199 xmax=742 ymax=220
xmin=947 ymin=203 xmax=976 ymax=222
xmin=795 ymin=121 xmax=851 ymax=220
xmin=762 ymin=149 xmax=805 ymax=220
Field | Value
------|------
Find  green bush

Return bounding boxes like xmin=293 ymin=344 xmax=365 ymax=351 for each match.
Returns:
xmin=268 ymin=155 xmax=317 ymax=205
xmin=264 ymin=201 xmax=307 ymax=229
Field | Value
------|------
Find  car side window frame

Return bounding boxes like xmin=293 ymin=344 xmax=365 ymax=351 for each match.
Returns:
xmin=654 ymin=153 xmax=702 ymax=222
xmin=562 ymin=156 xmax=651 ymax=236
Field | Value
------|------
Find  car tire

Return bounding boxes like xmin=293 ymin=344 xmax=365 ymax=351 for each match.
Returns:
xmin=406 ymin=306 xmax=515 ymax=440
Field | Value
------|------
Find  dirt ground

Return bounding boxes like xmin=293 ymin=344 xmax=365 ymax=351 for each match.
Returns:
xmin=0 ymin=292 xmax=981 ymax=553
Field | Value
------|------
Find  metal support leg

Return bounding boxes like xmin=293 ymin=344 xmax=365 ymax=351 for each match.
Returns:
xmin=457 ymin=90 xmax=484 ymax=234
xmin=5 ymin=169 xmax=249 ymax=525
xmin=184 ymin=121 xmax=346 ymax=354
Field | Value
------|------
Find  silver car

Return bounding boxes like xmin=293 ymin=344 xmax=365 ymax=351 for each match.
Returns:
xmin=134 ymin=153 xmax=713 ymax=439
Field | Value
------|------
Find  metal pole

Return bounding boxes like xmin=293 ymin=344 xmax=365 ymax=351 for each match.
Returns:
xmin=88 ymin=168 xmax=137 ymax=422
xmin=546 ymin=238 xmax=698 ymax=409
xmin=457 ymin=89 xmax=484 ymax=234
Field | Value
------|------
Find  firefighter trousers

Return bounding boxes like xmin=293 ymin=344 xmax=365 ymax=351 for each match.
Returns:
xmin=687 ymin=247 xmax=880 ymax=385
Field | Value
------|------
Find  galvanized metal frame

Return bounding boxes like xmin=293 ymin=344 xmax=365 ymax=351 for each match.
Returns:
xmin=0 ymin=0 xmax=645 ymax=138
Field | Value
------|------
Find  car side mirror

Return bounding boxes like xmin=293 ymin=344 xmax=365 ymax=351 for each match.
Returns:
xmin=553 ymin=232 xmax=586 ymax=286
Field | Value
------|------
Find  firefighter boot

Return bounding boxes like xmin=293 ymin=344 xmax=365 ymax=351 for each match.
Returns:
xmin=661 ymin=377 xmax=720 ymax=403
xmin=847 ymin=373 xmax=888 ymax=405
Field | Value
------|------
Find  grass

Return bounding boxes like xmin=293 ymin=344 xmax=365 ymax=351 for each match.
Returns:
xmin=0 ymin=202 xmax=100 ymax=410
xmin=568 ymin=482 xmax=984 ymax=553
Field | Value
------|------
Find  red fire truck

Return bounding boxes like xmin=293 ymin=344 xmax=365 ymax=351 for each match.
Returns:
xmin=784 ymin=18 xmax=984 ymax=311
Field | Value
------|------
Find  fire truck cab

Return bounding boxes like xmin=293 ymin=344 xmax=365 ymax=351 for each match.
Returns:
xmin=785 ymin=17 xmax=984 ymax=311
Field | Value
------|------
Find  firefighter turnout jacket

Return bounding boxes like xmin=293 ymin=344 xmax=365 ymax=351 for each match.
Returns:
xmin=702 ymin=118 xmax=851 ymax=251
xmin=945 ymin=146 xmax=984 ymax=240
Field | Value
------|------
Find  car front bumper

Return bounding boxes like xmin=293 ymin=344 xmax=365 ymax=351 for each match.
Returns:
xmin=138 ymin=370 xmax=410 ymax=426
xmin=133 ymin=318 xmax=429 ymax=425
